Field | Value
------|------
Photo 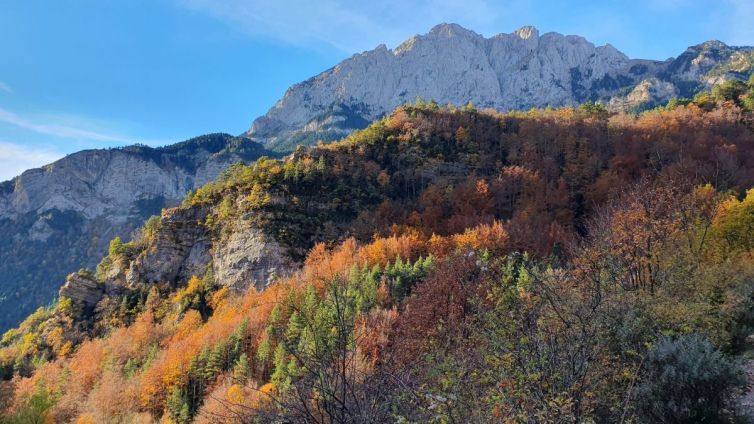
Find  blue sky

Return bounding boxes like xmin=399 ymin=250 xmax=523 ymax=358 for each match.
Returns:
xmin=1 ymin=0 xmax=753 ymax=181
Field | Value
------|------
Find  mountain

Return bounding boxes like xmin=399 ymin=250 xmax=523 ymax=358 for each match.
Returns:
xmin=2 ymin=101 xmax=754 ymax=422
xmin=248 ymin=23 xmax=754 ymax=150
xmin=0 ymin=134 xmax=272 ymax=331
xmin=2 ymin=23 xmax=753 ymax=332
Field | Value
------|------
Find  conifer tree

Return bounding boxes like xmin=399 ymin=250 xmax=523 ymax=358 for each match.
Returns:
xmin=233 ymin=353 xmax=250 ymax=383
xmin=166 ymin=386 xmax=189 ymax=424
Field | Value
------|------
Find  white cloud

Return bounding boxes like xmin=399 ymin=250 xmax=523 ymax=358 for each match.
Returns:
xmin=0 ymin=107 xmax=131 ymax=143
xmin=178 ymin=0 xmax=500 ymax=53
xmin=0 ymin=142 xmax=63 ymax=182
xmin=0 ymin=82 xmax=11 ymax=94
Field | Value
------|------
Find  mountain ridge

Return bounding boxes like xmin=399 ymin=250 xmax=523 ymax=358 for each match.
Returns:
xmin=0 ymin=134 xmax=273 ymax=331
xmin=247 ymin=23 xmax=754 ymax=150
xmin=1 ymin=23 xmax=753 ymax=331
xmin=3 ymin=101 xmax=754 ymax=421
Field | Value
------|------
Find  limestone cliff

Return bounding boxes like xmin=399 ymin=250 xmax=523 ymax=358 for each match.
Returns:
xmin=0 ymin=134 xmax=271 ymax=331
xmin=116 ymin=205 xmax=291 ymax=292
xmin=248 ymin=24 xmax=754 ymax=149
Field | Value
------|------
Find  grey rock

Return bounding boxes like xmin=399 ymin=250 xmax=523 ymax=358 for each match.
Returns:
xmin=126 ymin=206 xmax=211 ymax=286
xmin=0 ymin=134 xmax=270 ymax=331
xmin=0 ymin=135 xmax=263 ymax=221
xmin=607 ymin=78 xmax=680 ymax=112
xmin=248 ymin=24 xmax=753 ymax=149
xmin=212 ymin=221 xmax=294 ymax=292
xmin=120 ymin=204 xmax=293 ymax=293
xmin=59 ymin=272 xmax=103 ymax=309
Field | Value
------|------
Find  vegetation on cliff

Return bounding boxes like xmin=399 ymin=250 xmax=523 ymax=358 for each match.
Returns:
xmin=2 ymin=87 xmax=754 ymax=422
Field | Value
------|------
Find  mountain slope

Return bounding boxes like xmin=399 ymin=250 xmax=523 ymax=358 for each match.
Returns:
xmin=2 ymin=101 xmax=754 ymax=422
xmin=248 ymin=23 xmax=754 ymax=150
xmin=4 ymin=23 xmax=752 ymax=332
xmin=0 ymin=134 xmax=272 ymax=331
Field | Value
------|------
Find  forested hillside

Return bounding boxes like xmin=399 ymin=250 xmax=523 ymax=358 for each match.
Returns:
xmin=2 ymin=79 xmax=754 ymax=422
xmin=0 ymin=134 xmax=272 ymax=332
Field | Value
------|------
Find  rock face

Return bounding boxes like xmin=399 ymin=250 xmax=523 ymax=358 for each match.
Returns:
xmin=4 ymin=23 xmax=754 ymax=332
xmin=0 ymin=134 xmax=271 ymax=331
xmin=126 ymin=206 xmax=212 ymax=286
xmin=607 ymin=78 xmax=679 ymax=111
xmin=0 ymin=135 xmax=266 ymax=222
xmin=120 ymin=206 xmax=292 ymax=293
xmin=212 ymin=221 xmax=294 ymax=292
xmin=248 ymin=23 xmax=754 ymax=149
xmin=59 ymin=272 xmax=103 ymax=310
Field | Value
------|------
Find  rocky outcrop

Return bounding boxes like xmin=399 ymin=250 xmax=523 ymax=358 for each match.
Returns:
xmin=0 ymin=134 xmax=271 ymax=331
xmin=121 ymin=206 xmax=294 ymax=293
xmin=607 ymin=78 xmax=680 ymax=112
xmin=126 ymin=206 xmax=211 ymax=286
xmin=213 ymin=222 xmax=294 ymax=292
xmin=59 ymin=272 xmax=103 ymax=310
xmin=660 ymin=41 xmax=749 ymax=92
xmin=248 ymin=23 xmax=753 ymax=149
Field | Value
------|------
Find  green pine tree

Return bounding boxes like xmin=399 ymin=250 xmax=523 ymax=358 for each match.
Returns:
xmin=257 ymin=331 xmax=271 ymax=362
xmin=166 ymin=386 xmax=190 ymax=424
xmin=232 ymin=353 xmax=250 ymax=383
xmin=204 ymin=342 xmax=225 ymax=381
xmin=285 ymin=311 xmax=303 ymax=343
xmin=271 ymin=343 xmax=289 ymax=385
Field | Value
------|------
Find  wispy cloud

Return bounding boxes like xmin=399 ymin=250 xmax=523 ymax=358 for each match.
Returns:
xmin=178 ymin=0 xmax=500 ymax=53
xmin=0 ymin=142 xmax=63 ymax=182
xmin=0 ymin=81 xmax=11 ymax=94
xmin=176 ymin=0 xmax=754 ymax=61
xmin=0 ymin=107 xmax=131 ymax=143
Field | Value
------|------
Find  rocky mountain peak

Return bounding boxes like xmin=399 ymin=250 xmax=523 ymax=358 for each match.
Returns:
xmin=247 ymin=23 xmax=753 ymax=151
xmin=699 ymin=39 xmax=731 ymax=50
xmin=514 ymin=25 xmax=539 ymax=40
xmin=247 ymin=23 xmax=639 ymax=149
xmin=428 ymin=22 xmax=480 ymax=38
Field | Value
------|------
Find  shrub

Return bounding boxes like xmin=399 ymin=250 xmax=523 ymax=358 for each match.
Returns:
xmin=635 ymin=333 xmax=746 ymax=423
xmin=0 ymin=389 xmax=54 ymax=424
xmin=713 ymin=79 xmax=747 ymax=105
xmin=108 ymin=237 xmax=127 ymax=257
xmin=142 ymin=215 xmax=162 ymax=241
xmin=665 ymin=98 xmax=692 ymax=110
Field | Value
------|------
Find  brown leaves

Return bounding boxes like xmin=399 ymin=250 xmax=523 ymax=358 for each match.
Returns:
xmin=389 ymin=254 xmax=480 ymax=366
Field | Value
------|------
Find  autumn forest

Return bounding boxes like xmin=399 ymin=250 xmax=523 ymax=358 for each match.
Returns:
xmin=3 ymin=80 xmax=754 ymax=423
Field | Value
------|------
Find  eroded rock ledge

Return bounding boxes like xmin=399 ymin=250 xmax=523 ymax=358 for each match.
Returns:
xmin=59 ymin=272 xmax=103 ymax=310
